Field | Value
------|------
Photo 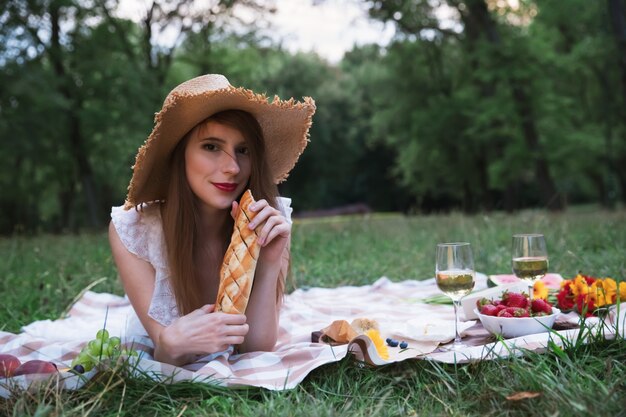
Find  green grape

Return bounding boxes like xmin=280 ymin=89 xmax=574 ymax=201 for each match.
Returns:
xmin=100 ymin=342 xmax=111 ymax=357
xmin=80 ymin=357 xmax=95 ymax=372
xmin=96 ymin=329 xmax=109 ymax=342
xmin=102 ymin=343 xmax=118 ymax=358
xmin=108 ymin=337 xmax=121 ymax=349
xmin=88 ymin=339 xmax=104 ymax=357
xmin=72 ymin=351 xmax=95 ymax=372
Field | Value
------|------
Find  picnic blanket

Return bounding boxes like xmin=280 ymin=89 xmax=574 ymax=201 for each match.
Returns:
xmin=1 ymin=275 xmax=625 ymax=396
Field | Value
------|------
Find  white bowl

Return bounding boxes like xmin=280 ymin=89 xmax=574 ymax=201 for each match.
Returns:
xmin=474 ymin=307 xmax=561 ymax=338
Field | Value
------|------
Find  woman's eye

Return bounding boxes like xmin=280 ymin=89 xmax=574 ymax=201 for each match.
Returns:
xmin=203 ymin=143 xmax=218 ymax=151
xmin=236 ymin=147 xmax=250 ymax=155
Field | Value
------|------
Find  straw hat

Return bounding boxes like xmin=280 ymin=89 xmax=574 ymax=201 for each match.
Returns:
xmin=124 ymin=74 xmax=316 ymax=209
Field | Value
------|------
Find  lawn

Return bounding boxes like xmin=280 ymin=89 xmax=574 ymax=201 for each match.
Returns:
xmin=1 ymin=207 xmax=625 ymax=416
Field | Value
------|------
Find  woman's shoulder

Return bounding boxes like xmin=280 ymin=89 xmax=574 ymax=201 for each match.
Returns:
xmin=110 ymin=202 xmax=164 ymax=265
xmin=111 ymin=202 xmax=161 ymax=224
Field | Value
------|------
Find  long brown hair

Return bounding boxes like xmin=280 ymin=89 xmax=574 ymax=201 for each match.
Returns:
xmin=160 ymin=110 xmax=285 ymax=315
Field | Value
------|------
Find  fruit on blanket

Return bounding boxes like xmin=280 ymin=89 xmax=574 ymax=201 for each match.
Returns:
xmin=531 ymin=298 xmax=553 ymax=315
xmin=386 ymin=338 xmax=399 ymax=347
xmin=480 ymin=304 xmax=499 ymax=316
xmin=476 ymin=298 xmax=492 ymax=309
xmin=488 ymin=274 xmax=520 ymax=287
xmin=72 ymin=364 xmax=85 ymax=374
xmin=320 ymin=320 xmax=358 ymax=344
xmin=399 ymin=341 xmax=408 ymax=349
xmin=109 ymin=336 xmax=121 ymax=349
xmin=0 ymin=354 xmax=21 ymax=377
xmin=71 ymin=328 xmax=139 ymax=372
xmin=477 ymin=291 xmax=553 ymax=317
xmin=96 ymin=329 xmax=109 ymax=342
xmin=488 ymin=273 xmax=563 ymax=289
xmin=88 ymin=339 xmax=104 ymax=357
xmin=72 ymin=351 xmax=96 ymax=372
xmin=502 ymin=292 xmax=528 ymax=309
xmin=13 ymin=360 xmax=58 ymax=376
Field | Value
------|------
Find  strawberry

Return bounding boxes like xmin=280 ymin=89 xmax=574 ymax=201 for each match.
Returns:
xmin=502 ymin=291 xmax=528 ymax=309
xmin=531 ymin=298 xmax=553 ymax=315
xmin=495 ymin=304 xmax=508 ymax=314
xmin=511 ymin=307 xmax=530 ymax=318
xmin=497 ymin=310 xmax=513 ymax=318
xmin=480 ymin=304 xmax=499 ymax=316
xmin=476 ymin=297 xmax=493 ymax=309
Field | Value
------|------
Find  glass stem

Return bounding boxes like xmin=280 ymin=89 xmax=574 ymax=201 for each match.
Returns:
xmin=529 ymin=283 xmax=534 ymax=301
xmin=453 ymin=300 xmax=461 ymax=344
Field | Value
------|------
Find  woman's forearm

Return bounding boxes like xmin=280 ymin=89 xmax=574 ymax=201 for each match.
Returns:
xmin=238 ymin=260 xmax=281 ymax=352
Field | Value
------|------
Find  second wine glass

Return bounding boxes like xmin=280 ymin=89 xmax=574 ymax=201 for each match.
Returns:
xmin=436 ymin=242 xmax=476 ymax=351
xmin=511 ymin=233 xmax=548 ymax=300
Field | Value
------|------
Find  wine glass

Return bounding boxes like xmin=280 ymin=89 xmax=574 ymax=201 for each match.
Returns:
xmin=436 ymin=242 xmax=476 ymax=350
xmin=511 ymin=234 xmax=548 ymax=300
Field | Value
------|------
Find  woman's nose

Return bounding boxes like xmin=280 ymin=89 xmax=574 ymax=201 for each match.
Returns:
xmin=220 ymin=149 xmax=240 ymax=174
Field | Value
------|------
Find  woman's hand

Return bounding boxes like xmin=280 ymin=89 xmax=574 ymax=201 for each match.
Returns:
xmin=157 ymin=304 xmax=248 ymax=363
xmin=231 ymin=199 xmax=291 ymax=263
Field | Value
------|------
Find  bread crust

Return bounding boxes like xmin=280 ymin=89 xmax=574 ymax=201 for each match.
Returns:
xmin=215 ymin=190 xmax=260 ymax=314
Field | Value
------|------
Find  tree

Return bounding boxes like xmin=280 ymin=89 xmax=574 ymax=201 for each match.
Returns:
xmin=0 ymin=0 xmax=275 ymax=233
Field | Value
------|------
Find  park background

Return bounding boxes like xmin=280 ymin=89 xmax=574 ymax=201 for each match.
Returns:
xmin=2 ymin=2 xmax=626 ymax=415
xmin=2 ymin=0 xmax=626 ymax=234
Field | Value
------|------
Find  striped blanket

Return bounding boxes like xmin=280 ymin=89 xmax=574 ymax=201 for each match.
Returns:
xmin=1 ymin=275 xmax=623 ymax=396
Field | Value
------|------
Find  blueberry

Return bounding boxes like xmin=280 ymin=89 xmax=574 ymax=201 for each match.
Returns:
xmin=399 ymin=341 xmax=408 ymax=349
xmin=385 ymin=338 xmax=391 ymax=344
xmin=72 ymin=364 xmax=85 ymax=374
xmin=387 ymin=339 xmax=399 ymax=347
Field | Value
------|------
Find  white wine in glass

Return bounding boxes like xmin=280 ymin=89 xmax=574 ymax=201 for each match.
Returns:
xmin=511 ymin=234 xmax=548 ymax=299
xmin=436 ymin=242 xmax=476 ymax=350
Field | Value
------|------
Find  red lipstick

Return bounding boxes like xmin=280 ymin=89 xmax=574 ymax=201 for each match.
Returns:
xmin=212 ymin=182 xmax=237 ymax=192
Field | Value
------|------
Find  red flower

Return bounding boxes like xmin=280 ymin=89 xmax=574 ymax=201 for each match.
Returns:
xmin=575 ymin=294 xmax=595 ymax=317
xmin=556 ymin=288 xmax=575 ymax=310
xmin=581 ymin=274 xmax=596 ymax=286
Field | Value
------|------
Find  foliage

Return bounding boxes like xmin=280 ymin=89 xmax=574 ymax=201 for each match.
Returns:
xmin=361 ymin=0 xmax=626 ymax=212
xmin=1 ymin=209 xmax=625 ymax=415
xmin=1 ymin=1 xmax=626 ymax=232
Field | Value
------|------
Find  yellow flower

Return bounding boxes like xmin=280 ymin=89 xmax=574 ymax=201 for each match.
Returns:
xmin=365 ymin=329 xmax=389 ymax=360
xmin=571 ymin=274 xmax=590 ymax=297
xmin=590 ymin=281 xmax=608 ymax=307
xmin=619 ymin=282 xmax=626 ymax=302
xmin=576 ymin=277 xmax=619 ymax=308
xmin=603 ymin=278 xmax=617 ymax=304
xmin=533 ymin=280 xmax=548 ymax=300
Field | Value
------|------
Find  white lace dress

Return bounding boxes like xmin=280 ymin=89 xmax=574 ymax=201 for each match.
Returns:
xmin=110 ymin=197 xmax=293 ymax=339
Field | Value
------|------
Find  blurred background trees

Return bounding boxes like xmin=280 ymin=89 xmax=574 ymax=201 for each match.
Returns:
xmin=1 ymin=0 xmax=625 ymax=233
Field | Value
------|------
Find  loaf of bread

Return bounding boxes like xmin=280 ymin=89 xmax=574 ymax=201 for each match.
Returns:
xmin=215 ymin=190 xmax=260 ymax=314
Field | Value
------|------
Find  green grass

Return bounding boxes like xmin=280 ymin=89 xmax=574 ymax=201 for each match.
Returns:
xmin=1 ymin=207 xmax=625 ymax=416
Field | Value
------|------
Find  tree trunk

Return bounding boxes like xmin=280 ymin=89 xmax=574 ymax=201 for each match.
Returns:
xmin=50 ymin=3 xmax=102 ymax=228
xmin=510 ymin=82 xmax=564 ymax=211
xmin=463 ymin=0 xmax=564 ymax=211
xmin=615 ymin=154 xmax=626 ymax=200
xmin=607 ymin=0 xmax=626 ymax=203
xmin=608 ymin=0 xmax=626 ymax=114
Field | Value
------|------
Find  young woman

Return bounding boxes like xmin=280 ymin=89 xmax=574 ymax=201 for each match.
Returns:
xmin=108 ymin=74 xmax=315 ymax=366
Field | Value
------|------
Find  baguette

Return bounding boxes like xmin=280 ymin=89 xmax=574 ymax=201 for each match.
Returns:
xmin=215 ymin=190 xmax=260 ymax=314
